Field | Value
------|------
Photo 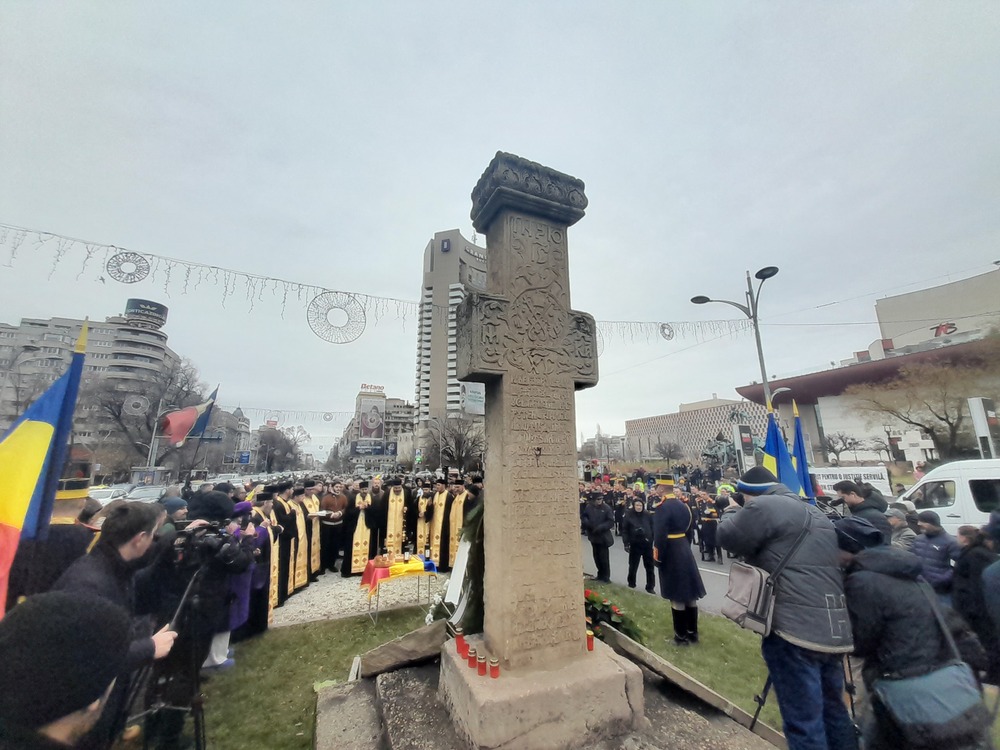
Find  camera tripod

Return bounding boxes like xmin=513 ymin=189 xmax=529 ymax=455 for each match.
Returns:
xmin=126 ymin=567 xmax=209 ymax=750
xmin=748 ymin=655 xmax=859 ymax=734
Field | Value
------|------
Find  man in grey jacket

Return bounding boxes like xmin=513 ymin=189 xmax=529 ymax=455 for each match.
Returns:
xmin=884 ymin=508 xmax=916 ymax=551
xmin=718 ymin=466 xmax=856 ymax=750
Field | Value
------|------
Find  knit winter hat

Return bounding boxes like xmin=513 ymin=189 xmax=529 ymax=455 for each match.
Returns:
xmin=736 ymin=466 xmax=779 ymax=495
xmin=161 ymin=497 xmax=187 ymax=515
xmin=917 ymin=510 xmax=941 ymax=527
xmin=884 ymin=508 xmax=907 ymax=521
xmin=0 ymin=592 xmax=130 ymax=730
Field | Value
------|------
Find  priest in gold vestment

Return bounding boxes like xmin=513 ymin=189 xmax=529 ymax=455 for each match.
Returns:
xmin=384 ymin=478 xmax=407 ymax=555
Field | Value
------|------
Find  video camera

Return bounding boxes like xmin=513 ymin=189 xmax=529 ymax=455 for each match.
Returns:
xmin=171 ymin=520 xmax=248 ymax=569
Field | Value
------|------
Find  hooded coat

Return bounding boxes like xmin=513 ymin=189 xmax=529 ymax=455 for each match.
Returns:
xmin=843 ymin=546 xmax=945 ymax=686
xmin=847 ymin=493 xmax=892 ymax=542
xmin=718 ymin=484 xmax=853 ymax=653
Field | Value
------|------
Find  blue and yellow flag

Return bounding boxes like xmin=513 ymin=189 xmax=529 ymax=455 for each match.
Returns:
xmin=791 ymin=401 xmax=815 ymax=503
xmin=0 ymin=325 xmax=87 ymax=616
xmin=761 ymin=409 xmax=802 ymax=496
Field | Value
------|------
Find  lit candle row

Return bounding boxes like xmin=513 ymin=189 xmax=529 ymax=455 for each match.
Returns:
xmin=454 ymin=627 xmax=500 ymax=678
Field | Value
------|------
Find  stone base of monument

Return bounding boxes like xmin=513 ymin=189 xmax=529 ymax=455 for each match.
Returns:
xmin=438 ymin=635 xmax=645 ymax=750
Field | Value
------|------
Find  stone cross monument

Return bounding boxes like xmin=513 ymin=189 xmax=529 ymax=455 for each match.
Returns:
xmin=440 ymin=152 xmax=643 ymax=750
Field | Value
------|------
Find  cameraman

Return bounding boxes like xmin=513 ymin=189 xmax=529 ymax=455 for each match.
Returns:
xmin=144 ymin=491 xmax=254 ymax=750
xmin=51 ymin=502 xmax=177 ymax=750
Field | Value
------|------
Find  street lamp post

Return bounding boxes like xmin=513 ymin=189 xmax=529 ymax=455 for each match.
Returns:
xmin=0 ymin=345 xmax=44 ymax=427
xmin=427 ymin=417 xmax=445 ymax=470
xmin=692 ymin=267 xmax=780 ymax=407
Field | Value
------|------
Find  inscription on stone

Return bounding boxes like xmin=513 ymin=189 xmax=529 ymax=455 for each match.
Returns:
xmin=456 ymin=152 xmax=598 ymax=671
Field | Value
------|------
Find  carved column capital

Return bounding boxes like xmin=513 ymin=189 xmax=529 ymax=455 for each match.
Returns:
xmin=470 ymin=151 xmax=588 ymax=233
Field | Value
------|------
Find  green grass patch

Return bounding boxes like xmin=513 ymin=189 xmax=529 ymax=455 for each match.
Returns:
xmin=182 ymin=584 xmax=1000 ymax=749
xmin=200 ymin=607 xmax=425 ymax=750
xmin=589 ymin=580 xmax=782 ymax=730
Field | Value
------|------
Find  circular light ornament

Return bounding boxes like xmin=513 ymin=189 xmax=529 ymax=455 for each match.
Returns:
xmin=306 ymin=292 xmax=366 ymax=344
xmin=123 ymin=394 xmax=151 ymax=416
xmin=107 ymin=252 xmax=151 ymax=283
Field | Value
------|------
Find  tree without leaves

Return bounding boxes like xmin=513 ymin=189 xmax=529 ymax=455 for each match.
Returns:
xmin=323 ymin=450 xmax=351 ymax=474
xmin=9 ymin=371 xmax=50 ymax=415
xmin=822 ymin=432 xmax=861 ymax=464
xmin=846 ymin=337 xmax=1000 ymax=459
xmin=77 ymin=358 xmax=208 ymax=472
xmin=424 ymin=418 xmax=485 ymax=472
xmin=281 ymin=425 xmax=312 ymax=465
xmin=867 ymin=436 xmax=893 ymax=462
xmin=653 ymin=436 xmax=684 ymax=467
xmin=256 ymin=428 xmax=300 ymax=472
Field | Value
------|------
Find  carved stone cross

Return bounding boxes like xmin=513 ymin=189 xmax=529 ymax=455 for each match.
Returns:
xmin=455 ymin=152 xmax=598 ymax=671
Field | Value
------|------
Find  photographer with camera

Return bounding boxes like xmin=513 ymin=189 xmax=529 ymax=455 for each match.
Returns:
xmin=143 ymin=490 xmax=255 ymax=750
xmin=51 ymin=502 xmax=177 ymax=750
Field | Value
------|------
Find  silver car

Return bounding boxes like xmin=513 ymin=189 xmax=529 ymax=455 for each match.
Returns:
xmin=125 ymin=485 xmax=167 ymax=503
xmin=90 ymin=487 xmax=129 ymax=507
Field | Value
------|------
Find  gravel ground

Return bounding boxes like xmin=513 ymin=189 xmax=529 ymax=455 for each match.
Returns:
xmin=271 ymin=570 xmax=450 ymax=627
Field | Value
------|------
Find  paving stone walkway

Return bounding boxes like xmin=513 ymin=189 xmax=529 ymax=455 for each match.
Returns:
xmin=271 ymin=569 xmax=450 ymax=627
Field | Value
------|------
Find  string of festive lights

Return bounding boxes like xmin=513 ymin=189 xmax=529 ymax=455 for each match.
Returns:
xmin=216 ymin=405 xmax=354 ymax=424
xmin=1 ymin=221 xmax=751 ymax=346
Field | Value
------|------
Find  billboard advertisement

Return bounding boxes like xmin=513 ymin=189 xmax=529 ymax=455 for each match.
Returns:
xmin=352 ymin=440 xmax=384 ymax=456
xmin=460 ymin=382 xmax=485 ymax=415
xmin=124 ymin=299 xmax=169 ymax=330
xmin=358 ymin=396 xmax=385 ymax=440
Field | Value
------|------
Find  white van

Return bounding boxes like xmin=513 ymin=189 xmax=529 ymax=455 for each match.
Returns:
xmin=900 ymin=459 xmax=1000 ymax=535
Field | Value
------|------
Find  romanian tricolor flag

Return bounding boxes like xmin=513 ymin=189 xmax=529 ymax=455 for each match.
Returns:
xmin=791 ymin=401 xmax=815 ymax=503
xmin=160 ymin=385 xmax=219 ymax=446
xmin=761 ymin=409 xmax=803 ymax=496
xmin=0 ymin=325 xmax=87 ymax=617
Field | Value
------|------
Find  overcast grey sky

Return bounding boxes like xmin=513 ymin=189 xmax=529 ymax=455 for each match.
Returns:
xmin=2 ymin=2 xmax=999 ymax=456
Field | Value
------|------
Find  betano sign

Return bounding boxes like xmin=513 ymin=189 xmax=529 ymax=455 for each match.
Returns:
xmin=360 ymin=383 xmax=385 ymax=392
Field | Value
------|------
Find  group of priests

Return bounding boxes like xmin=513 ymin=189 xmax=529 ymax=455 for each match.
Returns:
xmin=339 ymin=474 xmax=483 ymax=577
xmin=248 ymin=473 xmax=482 ymax=613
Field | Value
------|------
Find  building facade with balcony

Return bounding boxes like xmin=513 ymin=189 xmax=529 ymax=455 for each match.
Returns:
xmin=0 ymin=299 xmax=180 ymax=435
xmin=414 ymin=229 xmax=487 ymax=429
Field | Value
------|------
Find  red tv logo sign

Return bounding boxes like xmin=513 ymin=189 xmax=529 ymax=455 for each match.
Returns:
xmin=930 ymin=322 xmax=957 ymax=337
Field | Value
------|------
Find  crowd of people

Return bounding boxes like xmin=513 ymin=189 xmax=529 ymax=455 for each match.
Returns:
xmin=5 ymin=458 xmax=1000 ymax=750
xmin=581 ymin=464 xmax=1000 ymax=750
xmin=0 ymin=471 xmax=482 ymax=750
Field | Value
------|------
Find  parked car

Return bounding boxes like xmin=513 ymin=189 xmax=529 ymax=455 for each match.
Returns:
xmin=126 ymin=485 xmax=167 ymax=503
xmin=900 ymin=459 xmax=1000 ymax=535
xmin=89 ymin=487 xmax=129 ymax=506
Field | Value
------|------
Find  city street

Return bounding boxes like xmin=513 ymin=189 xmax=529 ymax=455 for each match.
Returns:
xmin=580 ymin=534 xmax=733 ymax=615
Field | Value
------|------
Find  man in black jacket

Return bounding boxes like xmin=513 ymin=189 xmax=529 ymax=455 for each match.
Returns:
xmin=835 ymin=516 xmax=960 ymax=749
xmin=622 ymin=498 xmax=655 ymax=593
xmin=832 ymin=480 xmax=892 ymax=542
xmin=582 ymin=493 xmax=615 ymax=583
xmin=52 ymin=502 xmax=177 ymax=749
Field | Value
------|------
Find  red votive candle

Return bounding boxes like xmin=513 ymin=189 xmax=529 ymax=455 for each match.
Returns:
xmin=489 ymin=658 xmax=500 ymax=679
xmin=477 ymin=655 xmax=487 ymax=676
xmin=467 ymin=647 xmax=477 ymax=668
xmin=586 ymin=630 xmax=594 ymax=651
xmin=455 ymin=627 xmax=467 ymax=657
